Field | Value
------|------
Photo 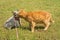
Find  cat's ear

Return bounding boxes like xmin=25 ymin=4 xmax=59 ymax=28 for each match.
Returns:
xmin=19 ymin=9 xmax=26 ymax=13
xmin=12 ymin=10 xmax=19 ymax=15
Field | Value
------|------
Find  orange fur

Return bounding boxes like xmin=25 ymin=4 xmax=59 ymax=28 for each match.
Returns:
xmin=18 ymin=9 xmax=54 ymax=32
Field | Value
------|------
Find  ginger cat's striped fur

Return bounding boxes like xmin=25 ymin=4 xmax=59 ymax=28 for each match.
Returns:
xmin=14 ymin=9 xmax=54 ymax=32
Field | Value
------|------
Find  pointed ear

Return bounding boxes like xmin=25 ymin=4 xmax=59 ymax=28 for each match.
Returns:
xmin=12 ymin=10 xmax=19 ymax=14
xmin=19 ymin=9 xmax=26 ymax=13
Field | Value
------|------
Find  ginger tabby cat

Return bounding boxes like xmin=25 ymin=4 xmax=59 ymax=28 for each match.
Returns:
xmin=13 ymin=9 xmax=54 ymax=32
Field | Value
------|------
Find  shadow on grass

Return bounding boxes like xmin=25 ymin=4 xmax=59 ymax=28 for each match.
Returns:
xmin=35 ymin=26 xmax=44 ymax=30
xmin=4 ymin=24 xmax=45 ymax=32
xmin=19 ymin=26 xmax=31 ymax=31
xmin=19 ymin=25 xmax=45 ymax=31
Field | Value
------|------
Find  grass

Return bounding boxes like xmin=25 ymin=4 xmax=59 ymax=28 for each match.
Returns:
xmin=0 ymin=0 xmax=60 ymax=40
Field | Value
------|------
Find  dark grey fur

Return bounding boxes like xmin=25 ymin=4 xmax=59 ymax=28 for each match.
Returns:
xmin=4 ymin=16 xmax=20 ymax=29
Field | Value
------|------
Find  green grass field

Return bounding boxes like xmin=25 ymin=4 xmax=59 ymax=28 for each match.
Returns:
xmin=0 ymin=0 xmax=60 ymax=40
